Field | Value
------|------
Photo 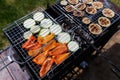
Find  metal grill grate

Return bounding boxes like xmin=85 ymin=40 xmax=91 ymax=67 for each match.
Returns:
xmin=55 ymin=2 xmax=120 ymax=41
xmin=3 ymin=3 xmax=120 ymax=79
xmin=3 ymin=8 xmax=89 ymax=79
xmin=82 ymin=11 xmax=120 ymax=39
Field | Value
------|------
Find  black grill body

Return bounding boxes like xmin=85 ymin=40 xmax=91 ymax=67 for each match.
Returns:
xmin=3 ymin=3 xmax=120 ymax=80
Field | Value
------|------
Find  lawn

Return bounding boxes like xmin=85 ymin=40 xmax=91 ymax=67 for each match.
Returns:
xmin=110 ymin=0 xmax=120 ymax=7
xmin=0 ymin=0 xmax=55 ymax=49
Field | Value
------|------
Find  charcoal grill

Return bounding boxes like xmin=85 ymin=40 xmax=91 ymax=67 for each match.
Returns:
xmin=1 ymin=0 xmax=120 ymax=80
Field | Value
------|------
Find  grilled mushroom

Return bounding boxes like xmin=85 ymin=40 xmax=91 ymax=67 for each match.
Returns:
xmin=82 ymin=17 xmax=91 ymax=24
xmin=68 ymin=0 xmax=79 ymax=5
xmin=65 ymin=5 xmax=74 ymax=12
xmin=88 ymin=23 xmax=102 ymax=35
xmin=77 ymin=3 xmax=86 ymax=11
xmin=86 ymin=6 xmax=97 ymax=14
xmin=92 ymin=1 xmax=103 ymax=9
xmin=82 ymin=0 xmax=93 ymax=4
xmin=60 ymin=0 xmax=68 ymax=6
xmin=73 ymin=10 xmax=84 ymax=17
xmin=102 ymin=8 xmax=115 ymax=18
xmin=98 ymin=17 xmax=111 ymax=27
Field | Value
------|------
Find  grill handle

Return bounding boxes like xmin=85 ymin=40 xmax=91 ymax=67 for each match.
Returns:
xmin=0 ymin=56 xmax=14 ymax=71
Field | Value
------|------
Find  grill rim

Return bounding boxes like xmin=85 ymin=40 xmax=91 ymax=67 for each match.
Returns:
xmin=3 ymin=8 xmax=89 ymax=80
xmin=2 ymin=3 xmax=120 ymax=80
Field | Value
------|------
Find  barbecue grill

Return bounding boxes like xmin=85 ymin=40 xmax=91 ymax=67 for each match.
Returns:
xmin=0 ymin=0 xmax=120 ymax=80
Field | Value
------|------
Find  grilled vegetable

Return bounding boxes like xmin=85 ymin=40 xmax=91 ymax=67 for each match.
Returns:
xmin=53 ymin=53 xmax=70 ymax=65
xmin=37 ymin=36 xmax=43 ymax=44
xmin=68 ymin=0 xmax=79 ymax=5
xmin=40 ymin=58 xmax=54 ymax=77
xmin=42 ymin=33 xmax=55 ymax=44
xmin=33 ymin=12 xmax=45 ymax=21
xmin=67 ymin=41 xmax=79 ymax=52
xmin=39 ymin=29 xmax=50 ymax=37
xmin=30 ymin=25 xmax=40 ymax=33
xmin=50 ymin=24 xmax=62 ymax=35
xmin=49 ymin=43 xmax=68 ymax=56
xmin=33 ymin=51 xmax=48 ymax=65
xmin=40 ymin=19 xmax=53 ymax=28
xmin=23 ymin=18 xmax=36 ymax=29
xmin=28 ymin=47 xmax=42 ymax=56
xmin=56 ymin=42 xmax=63 ymax=46
xmin=23 ymin=31 xmax=32 ymax=39
xmin=57 ymin=32 xmax=71 ymax=43
xmin=22 ymin=35 xmax=36 ymax=49
xmin=60 ymin=0 xmax=68 ymax=6
xmin=27 ymin=42 xmax=41 ymax=50
xmin=43 ymin=40 xmax=57 ymax=51
xmin=28 ymin=49 xmax=37 ymax=56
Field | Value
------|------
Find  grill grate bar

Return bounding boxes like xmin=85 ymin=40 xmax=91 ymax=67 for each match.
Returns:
xmin=3 ymin=4 xmax=120 ymax=80
xmin=3 ymin=8 xmax=85 ymax=79
xmin=55 ymin=3 xmax=120 ymax=40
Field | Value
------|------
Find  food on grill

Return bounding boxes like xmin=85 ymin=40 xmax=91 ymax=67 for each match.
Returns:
xmin=39 ymin=29 xmax=50 ymax=37
xmin=23 ymin=31 xmax=32 ymax=39
xmin=65 ymin=5 xmax=74 ymax=12
xmin=68 ymin=0 xmax=79 ymax=5
xmin=82 ymin=17 xmax=91 ymax=24
xmin=40 ymin=57 xmax=54 ymax=77
xmin=53 ymin=53 xmax=70 ymax=65
xmin=49 ymin=43 xmax=68 ymax=56
xmin=88 ymin=23 xmax=102 ymax=35
xmin=73 ymin=10 xmax=84 ymax=17
xmin=30 ymin=25 xmax=40 ymax=33
xmin=37 ymin=36 xmax=43 ymax=44
xmin=57 ymin=32 xmax=71 ymax=43
xmin=23 ymin=18 xmax=35 ymax=29
xmin=86 ymin=6 xmax=97 ymax=14
xmin=22 ymin=35 xmax=36 ymax=49
xmin=26 ymin=42 xmax=41 ymax=51
xmin=28 ymin=46 xmax=42 ymax=56
xmin=67 ymin=41 xmax=79 ymax=52
xmin=98 ymin=17 xmax=111 ymax=27
xmin=40 ymin=19 xmax=53 ymax=28
xmin=77 ymin=3 xmax=86 ymax=11
xmin=33 ymin=51 xmax=48 ymax=65
xmin=92 ymin=1 xmax=103 ymax=9
xmin=82 ymin=0 xmax=93 ymax=4
xmin=41 ymin=33 xmax=55 ymax=44
xmin=60 ymin=0 xmax=68 ymax=6
xmin=23 ymin=36 xmax=70 ymax=77
xmin=102 ymin=8 xmax=115 ymax=18
xmin=43 ymin=40 xmax=57 ymax=51
xmin=50 ymin=24 xmax=62 ymax=35
xmin=33 ymin=12 xmax=45 ymax=21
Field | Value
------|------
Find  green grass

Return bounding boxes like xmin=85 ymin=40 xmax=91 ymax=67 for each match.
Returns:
xmin=0 ymin=0 xmax=55 ymax=49
xmin=110 ymin=0 xmax=120 ymax=7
